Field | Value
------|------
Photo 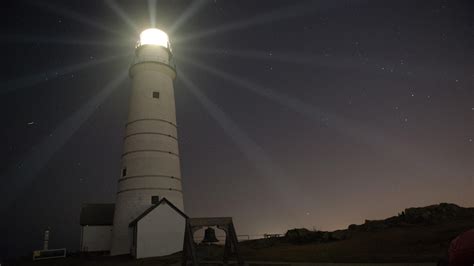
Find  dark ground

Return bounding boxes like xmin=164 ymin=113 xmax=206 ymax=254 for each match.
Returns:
xmin=5 ymin=203 xmax=473 ymax=265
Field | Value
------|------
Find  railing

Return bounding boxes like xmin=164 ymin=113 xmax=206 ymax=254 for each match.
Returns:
xmin=263 ymin=233 xmax=282 ymax=238
xmin=131 ymin=55 xmax=176 ymax=70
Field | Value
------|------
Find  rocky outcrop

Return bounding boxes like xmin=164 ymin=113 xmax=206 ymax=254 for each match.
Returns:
xmin=283 ymin=203 xmax=474 ymax=244
xmin=284 ymin=228 xmax=353 ymax=243
xmin=403 ymin=203 xmax=470 ymax=224
xmin=345 ymin=203 xmax=474 ymax=232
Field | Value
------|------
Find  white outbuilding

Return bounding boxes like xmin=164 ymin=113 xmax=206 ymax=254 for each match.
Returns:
xmin=79 ymin=203 xmax=115 ymax=252
xmin=128 ymin=198 xmax=187 ymax=259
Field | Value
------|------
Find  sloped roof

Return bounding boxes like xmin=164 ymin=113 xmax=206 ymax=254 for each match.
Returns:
xmin=129 ymin=198 xmax=187 ymax=227
xmin=80 ymin=203 xmax=115 ymax=226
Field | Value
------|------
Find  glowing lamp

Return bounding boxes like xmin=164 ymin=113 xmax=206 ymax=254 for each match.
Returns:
xmin=138 ymin=28 xmax=170 ymax=49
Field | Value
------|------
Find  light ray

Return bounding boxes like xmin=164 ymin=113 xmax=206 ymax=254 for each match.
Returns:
xmin=180 ymin=72 xmax=278 ymax=179
xmin=1 ymin=53 xmax=130 ymax=94
xmin=179 ymin=73 xmax=311 ymax=212
xmin=176 ymin=56 xmax=427 ymax=162
xmin=105 ymin=0 xmax=139 ymax=33
xmin=32 ymin=1 xmax=127 ymax=38
xmin=177 ymin=55 xmax=327 ymax=119
xmin=179 ymin=47 xmax=377 ymax=71
xmin=180 ymin=47 xmax=313 ymax=63
xmin=169 ymin=0 xmax=209 ymax=34
xmin=174 ymin=1 xmax=317 ymax=43
xmin=1 ymin=34 xmax=132 ymax=48
xmin=181 ymin=47 xmax=453 ymax=81
xmin=0 ymin=72 xmax=128 ymax=214
xmin=148 ymin=0 xmax=157 ymax=27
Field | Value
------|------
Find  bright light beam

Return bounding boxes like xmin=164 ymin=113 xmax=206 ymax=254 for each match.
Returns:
xmin=169 ymin=0 xmax=209 ymax=34
xmin=148 ymin=0 xmax=157 ymax=27
xmin=105 ymin=0 xmax=139 ymax=33
xmin=178 ymin=55 xmax=328 ymax=121
xmin=32 ymin=1 xmax=127 ymax=38
xmin=179 ymin=72 xmax=312 ymax=216
xmin=1 ymin=53 xmax=129 ymax=94
xmin=0 ymin=72 xmax=128 ymax=215
xmin=180 ymin=73 xmax=278 ymax=180
xmin=139 ymin=28 xmax=170 ymax=48
xmin=174 ymin=1 xmax=317 ymax=43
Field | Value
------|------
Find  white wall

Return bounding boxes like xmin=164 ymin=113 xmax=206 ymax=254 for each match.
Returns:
xmin=81 ymin=225 xmax=113 ymax=252
xmin=111 ymin=44 xmax=183 ymax=256
xmin=136 ymin=204 xmax=185 ymax=258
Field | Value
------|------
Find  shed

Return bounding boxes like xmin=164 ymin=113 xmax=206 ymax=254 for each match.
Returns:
xmin=79 ymin=203 xmax=115 ymax=252
xmin=129 ymin=198 xmax=187 ymax=259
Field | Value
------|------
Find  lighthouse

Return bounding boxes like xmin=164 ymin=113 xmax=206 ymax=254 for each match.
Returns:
xmin=110 ymin=28 xmax=185 ymax=256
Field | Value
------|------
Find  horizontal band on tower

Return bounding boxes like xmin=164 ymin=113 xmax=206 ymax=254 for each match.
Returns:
xmin=119 ymin=174 xmax=182 ymax=182
xmin=130 ymin=60 xmax=176 ymax=74
xmin=126 ymin=118 xmax=177 ymax=128
xmin=117 ymin=187 xmax=183 ymax=194
xmin=122 ymin=149 xmax=179 ymax=157
xmin=124 ymin=132 xmax=178 ymax=141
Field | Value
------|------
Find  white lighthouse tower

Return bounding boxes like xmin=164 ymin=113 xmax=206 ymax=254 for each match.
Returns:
xmin=110 ymin=28 xmax=184 ymax=256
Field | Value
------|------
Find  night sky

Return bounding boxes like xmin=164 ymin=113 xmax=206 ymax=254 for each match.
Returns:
xmin=1 ymin=0 xmax=473 ymax=258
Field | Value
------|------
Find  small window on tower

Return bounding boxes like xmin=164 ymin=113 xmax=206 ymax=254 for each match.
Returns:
xmin=151 ymin=196 xmax=160 ymax=204
xmin=152 ymin=91 xmax=160 ymax=99
xmin=122 ymin=168 xmax=127 ymax=177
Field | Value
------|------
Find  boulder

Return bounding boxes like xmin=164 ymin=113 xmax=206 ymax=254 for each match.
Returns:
xmin=403 ymin=203 xmax=467 ymax=224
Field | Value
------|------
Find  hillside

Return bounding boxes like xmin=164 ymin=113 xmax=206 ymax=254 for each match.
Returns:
xmin=239 ymin=203 xmax=474 ymax=262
